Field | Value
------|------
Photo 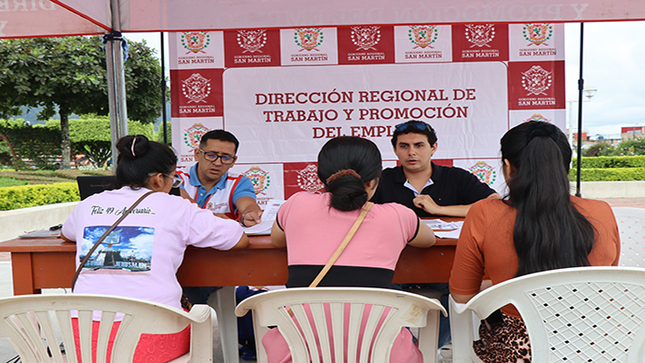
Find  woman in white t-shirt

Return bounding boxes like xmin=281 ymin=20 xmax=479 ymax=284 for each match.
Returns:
xmin=62 ymin=134 xmax=248 ymax=362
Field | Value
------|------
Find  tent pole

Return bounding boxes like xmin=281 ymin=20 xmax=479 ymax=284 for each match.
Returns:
xmin=161 ymin=32 xmax=168 ymax=144
xmin=113 ymin=31 xmax=129 ymax=139
xmin=106 ymin=0 xmax=127 ymax=171
xmin=104 ymin=35 xmax=119 ymax=172
xmin=575 ymin=22 xmax=585 ymax=198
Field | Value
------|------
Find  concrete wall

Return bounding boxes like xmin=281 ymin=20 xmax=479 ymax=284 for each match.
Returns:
xmin=574 ymin=181 xmax=645 ymax=199
xmin=0 ymin=202 xmax=78 ymax=242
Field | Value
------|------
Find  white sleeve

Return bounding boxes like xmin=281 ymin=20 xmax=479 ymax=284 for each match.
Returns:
xmin=61 ymin=203 xmax=80 ymax=241
xmin=184 ymin=202 xmax=244 ymax=250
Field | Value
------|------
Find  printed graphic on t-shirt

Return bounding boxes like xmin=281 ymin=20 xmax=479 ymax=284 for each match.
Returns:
xmin=79 ymin=226 xmax=154 ymax=275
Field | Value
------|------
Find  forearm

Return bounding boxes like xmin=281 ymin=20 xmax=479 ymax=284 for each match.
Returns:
xmin=432 ymin=204 xmax=472 ymax=217
xmin=179 ymin=189 xmax=196 ymax=204
xmin=231 ymin=233 xmax=249 ymax=249
xmin=239 ymin=202 xmax=262 ymax=215
xmin=236 ymin=196 xmax=263 ymax=226
xmin=451 ymin=292 xmax=477 ymax=304
xmin=428 ymin=193 xmax=500 ymax=217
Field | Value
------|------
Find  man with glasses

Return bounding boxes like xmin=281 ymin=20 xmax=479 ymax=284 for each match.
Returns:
xmin=177 ymin=129 xmax=263 ymax=308
xmin=371 ymin=120 xmax=500 ymax=350
xmin=177 ymin=129 xmax=262 ymax=226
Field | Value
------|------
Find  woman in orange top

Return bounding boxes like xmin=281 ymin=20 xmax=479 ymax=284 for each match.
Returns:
xmin=449 ymin=121 xmax=620 ymax=362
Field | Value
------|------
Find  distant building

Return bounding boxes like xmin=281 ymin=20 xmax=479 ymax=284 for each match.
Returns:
xmin=621 ymin=126 xmax=645 ymax=141
xmin=572 ymin=131 xmax=589 ymax=141
xmin=567 ymin=129 xmax=621 ymax=149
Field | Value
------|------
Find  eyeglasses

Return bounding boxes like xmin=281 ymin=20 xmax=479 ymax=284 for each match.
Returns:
xmin=165 ymin=174 xmax=183 ymax=188
xmin=149 ymin=172 xmax=183 ymax=188
xmin=394 ymin=121 xmax=429 ymax=132
xmin=198 ymin=148 xmax=235 ymax=165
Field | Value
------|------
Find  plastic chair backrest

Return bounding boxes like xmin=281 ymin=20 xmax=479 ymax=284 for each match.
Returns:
xmin=0 ymin=294 xmax=214 ymax=363
xmin=450 ymin=266 xmax=645 ymax=363
xmin=612 ymin=207 xmax=645 ymax=267
xmin=235 ymin=287 xmax=447 ymax=363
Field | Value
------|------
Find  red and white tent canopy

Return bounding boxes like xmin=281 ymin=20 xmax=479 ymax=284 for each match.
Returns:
xmin=2 ymin=0 xmax=645 ymax=38
xmin=1 ymin=0 xmax=640 ymax=194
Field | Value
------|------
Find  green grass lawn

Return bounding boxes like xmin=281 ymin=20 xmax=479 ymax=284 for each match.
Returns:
xmin=0 ymin=169 xmax=112 ymax=186
xmin=0 ymin=177 xmax=28 ymax=188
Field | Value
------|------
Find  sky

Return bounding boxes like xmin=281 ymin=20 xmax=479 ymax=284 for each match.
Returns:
xmin=124 ymin=21 xmax=645 ymax=139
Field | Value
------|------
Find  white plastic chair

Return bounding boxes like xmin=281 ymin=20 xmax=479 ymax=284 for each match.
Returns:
xmin=612 ymin=207 xmax=645 ymax=267
xmin=0 ymin=294 xmax=214 ymax=363
xmin=449 ymin=266 xmax=645 ymax=363
xmin=235 ymin=287 xmax=447 ymax=363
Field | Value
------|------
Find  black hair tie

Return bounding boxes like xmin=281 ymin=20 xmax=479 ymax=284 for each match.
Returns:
xmin=526 ymin=122 xmax=559 ymax=143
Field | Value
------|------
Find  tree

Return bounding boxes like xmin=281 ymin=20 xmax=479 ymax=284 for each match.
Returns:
xmin=0 ymin=118 xmax=60 ymax=170
xmin=0 ymin=36 xmax=162 ymax=168
xmin=50 ymin=115 xmax=156 ymax=168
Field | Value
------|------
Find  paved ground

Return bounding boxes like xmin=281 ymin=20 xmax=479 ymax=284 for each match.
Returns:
xmin=598 ymin=197 xmax=645 ymax=208
xmin=1 ymin=198 xmax=643 ymax=362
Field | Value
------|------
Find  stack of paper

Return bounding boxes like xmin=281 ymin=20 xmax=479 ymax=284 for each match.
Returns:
xmin=242 ymin=199 xmax=285 ymax=235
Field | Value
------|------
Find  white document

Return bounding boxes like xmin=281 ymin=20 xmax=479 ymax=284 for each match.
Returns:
xmin=242 ymin=199 xmax=285 ymax=235
xmin=19 ymin=224 xmax=62 ymax=238
xmin=423 ymin=219 xmax=464 ymax=239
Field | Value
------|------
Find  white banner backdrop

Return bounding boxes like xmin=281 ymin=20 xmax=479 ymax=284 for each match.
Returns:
xmin=170 ymin=23 xmax=565 ymax=203
xmin=223 ymin=62 xmax=508 ymax=163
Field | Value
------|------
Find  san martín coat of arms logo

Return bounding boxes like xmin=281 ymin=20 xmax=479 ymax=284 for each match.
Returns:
xmin=521 ymin=65 xmax=552 ymax=96
xmin=408 ymin=25 xmax=438 ymax=49
xmin=244 ymin=166 xmax=271 ymax=195
xmin=297 ymin=164 xmax=324 ymax=193
xmin=181 ymin=73 xmax=211 ymax=104
xmin=238 ymin=30 xmax=267 ymax=53
xmin=294 ymin=28 xmax=324 ymax=51
xmin=523 ymin=23 xmax=553 ymax=46
xmin=465 ymin=24 xmax=495 ymax=47
xmin=525 ymin=114 xmax=551 ymax=123
xmin=182 ymin=31 xmax=210 ymax=54
xmin=350 ymin=26 xmax=381 ymax=51
xmin=183 ymin=123 xmax=210 ymax=149
xmin=469 ymin=161 xmax=496 ymax=185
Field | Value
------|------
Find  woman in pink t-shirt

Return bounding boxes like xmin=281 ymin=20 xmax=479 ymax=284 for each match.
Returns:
xmin=266 ymin=136 xmax=436 ymax=363
xmin=62 ymin=135 xmax=248 ymax=362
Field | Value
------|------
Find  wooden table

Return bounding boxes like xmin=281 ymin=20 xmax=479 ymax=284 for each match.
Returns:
xmin=0 ymin=233 xmax=457 ymax=295
xmin=0 ymin=226 xmax=458 ymax=363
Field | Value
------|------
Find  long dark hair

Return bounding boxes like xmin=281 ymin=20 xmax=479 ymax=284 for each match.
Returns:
xmin=501 ymin=121 xmax=594 ymax=276
xmin=317 ymin=137 xmax=382 ymax=211
xmin=115 ymin=134 xmax=177 ymax=189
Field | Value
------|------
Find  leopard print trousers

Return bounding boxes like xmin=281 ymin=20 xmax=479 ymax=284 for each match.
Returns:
xmin=473 ymin=313 xmax=532 ymax=363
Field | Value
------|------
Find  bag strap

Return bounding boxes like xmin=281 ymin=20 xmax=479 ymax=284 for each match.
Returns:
xmin=309 ymin=202 xmax=373 ymax=288
xmin=71 ymin=190 xmax=155 ymax=291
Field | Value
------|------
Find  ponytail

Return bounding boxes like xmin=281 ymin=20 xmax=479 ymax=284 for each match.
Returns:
xmin=501 ymin=122 xmax=595 ymax=276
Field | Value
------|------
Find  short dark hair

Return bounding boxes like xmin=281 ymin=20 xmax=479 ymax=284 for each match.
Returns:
xmin=391 ymin=120 xmax=437 ymax=147
xmin=199 ymin=129 xmax=240 ymax=154
xmin=116 ymin=134 xmax=177 ymax=188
